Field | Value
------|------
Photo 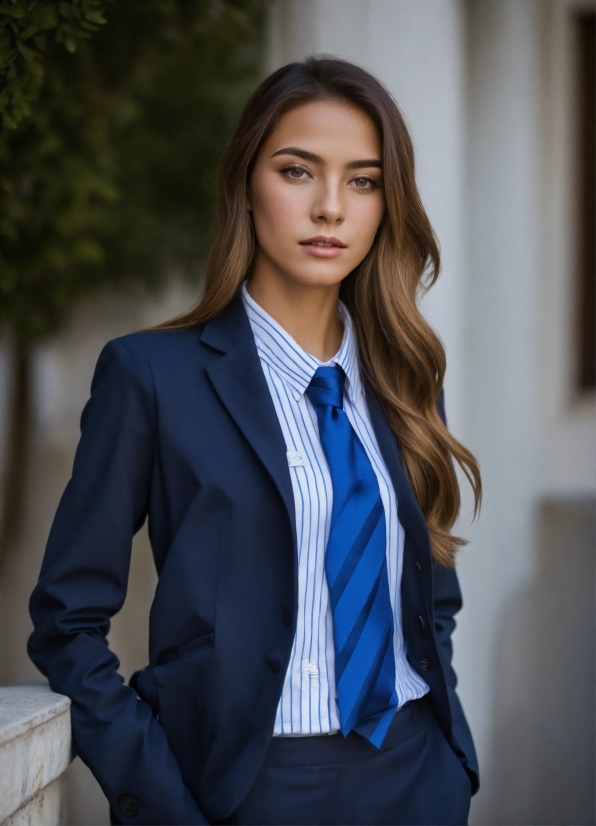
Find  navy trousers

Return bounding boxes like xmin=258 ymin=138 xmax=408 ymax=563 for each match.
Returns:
xmin=110 ymin=696 xmax=470 ymax=825
xmin=218 ymin=696 xmax=471 ymax=826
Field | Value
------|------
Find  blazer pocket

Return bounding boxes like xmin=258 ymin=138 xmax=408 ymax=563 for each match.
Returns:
xmin=130 ymin=665 xmax=158 ymax=713
xmin=174 ymin=631 xmax=214 ymax=660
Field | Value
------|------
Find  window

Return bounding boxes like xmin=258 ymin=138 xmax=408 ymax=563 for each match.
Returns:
xmin=575 ymin=11 xmax=595 ymax=391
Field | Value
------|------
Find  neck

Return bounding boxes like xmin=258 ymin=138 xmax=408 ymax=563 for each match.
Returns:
xmin=247 ymin=256 xmax=344 ymax=362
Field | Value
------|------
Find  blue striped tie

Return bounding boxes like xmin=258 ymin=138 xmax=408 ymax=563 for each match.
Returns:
xmin=306 ymin=365 xmax=398 ymax=747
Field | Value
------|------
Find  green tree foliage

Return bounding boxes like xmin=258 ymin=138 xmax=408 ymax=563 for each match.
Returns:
xmin=0 ymin=0 xmax=267 ymax=559
xmin=0 ymin=0 xmax=109 ymax=129
xmin=1 ymin=0 xmax=267 ymax=342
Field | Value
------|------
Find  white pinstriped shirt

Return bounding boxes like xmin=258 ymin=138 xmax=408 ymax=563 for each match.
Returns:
xmin=241 ymin=282 xmax=429 ymax=735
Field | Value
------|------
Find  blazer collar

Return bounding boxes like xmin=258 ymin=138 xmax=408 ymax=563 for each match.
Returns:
xmin=200 ymin=291 xmax=251 ymax=354
xmin=201 ymin=294 xmax=297 ymax=552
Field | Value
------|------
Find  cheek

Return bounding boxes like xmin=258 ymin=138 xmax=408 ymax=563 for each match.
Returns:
xmin=251 ymin=179 xmax=304 ymax=248
xmin=351 ymin=196 xmax=384 ymax=249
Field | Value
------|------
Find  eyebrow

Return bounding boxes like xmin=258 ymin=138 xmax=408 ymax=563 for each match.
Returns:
xmin=271 ymin=146 xmax=382 ymax=170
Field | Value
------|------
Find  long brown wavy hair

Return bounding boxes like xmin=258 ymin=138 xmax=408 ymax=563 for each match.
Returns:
xmin=152 ymin=56 xmax=481 ymax=567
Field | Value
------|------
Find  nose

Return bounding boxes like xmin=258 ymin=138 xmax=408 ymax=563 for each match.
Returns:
xmin=310 ymin=177 xmax=345 ymax=226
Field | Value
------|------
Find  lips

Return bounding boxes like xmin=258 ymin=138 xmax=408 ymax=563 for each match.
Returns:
xmin=298 ymin=236 xmax=347 ymax=259
xmin=299 ymin=235 xmax=346 ymax=248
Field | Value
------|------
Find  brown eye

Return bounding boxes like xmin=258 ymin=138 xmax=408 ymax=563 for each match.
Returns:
xmin=282 ymin=164 xmax=310 ymax=181
xmin=353 ymin=176 xmax=375 ymax=189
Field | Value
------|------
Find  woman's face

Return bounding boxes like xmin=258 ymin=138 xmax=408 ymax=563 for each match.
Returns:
xmin=248 ymin=100 xmax=385 ymax=290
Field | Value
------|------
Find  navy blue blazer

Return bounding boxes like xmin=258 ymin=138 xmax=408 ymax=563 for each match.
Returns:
xmin=28 ymin=294 xmax=478 ymax=825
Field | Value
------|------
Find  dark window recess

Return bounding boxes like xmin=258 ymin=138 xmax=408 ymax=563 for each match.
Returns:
xmin=575 ymin=12 xmax=596 ymax=391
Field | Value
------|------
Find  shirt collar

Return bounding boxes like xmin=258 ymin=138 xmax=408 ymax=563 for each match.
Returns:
xmin=241 ymin=280 xmax=362 ymax=404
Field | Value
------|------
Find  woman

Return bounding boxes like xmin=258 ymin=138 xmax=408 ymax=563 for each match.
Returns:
xmin=28 ymin=57 xmax=481 ymax=826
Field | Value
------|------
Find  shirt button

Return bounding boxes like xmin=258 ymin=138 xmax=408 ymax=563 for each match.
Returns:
xmin=118 ymin=793 xmax=140 ymax=818
xmin=416 ymin=615 xmax=426 ymax=634
xmin=302 ymin=660 xmax=319 ymax=675
xmin=287 ymin=451 xmax=305 ymax=467
xmin=420 ymin=658 xmax=431 ymax=671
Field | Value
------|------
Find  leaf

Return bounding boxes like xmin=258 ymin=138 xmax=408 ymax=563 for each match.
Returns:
xmin=15 ymin=39 xmax=36 ymax=61
xmin=0 ymin=7 xmax=27 ymax=20
xmin=2 ymin=109 xmax=17 ymax=128
xmin=0 ymin=48 xmax=18 ymax=71
xmin=19 ymin=24 xmax=41 ymax=40
xmin=83 ymin=12 xmax=106 ymax=25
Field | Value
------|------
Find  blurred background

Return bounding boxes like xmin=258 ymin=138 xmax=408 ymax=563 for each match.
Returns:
xmin=0 ymin=1 xmax=594 ymax=824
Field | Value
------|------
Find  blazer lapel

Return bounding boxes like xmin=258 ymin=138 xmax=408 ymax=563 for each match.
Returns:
xmin=364 ymin=383 xmax=434 ymax=611
xmin=201 ymin=295 xmax=297 ymax=550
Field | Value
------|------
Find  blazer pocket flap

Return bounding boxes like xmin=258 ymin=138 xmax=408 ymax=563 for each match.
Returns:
xmin=176 ymin=631 xmax=214 ymax=659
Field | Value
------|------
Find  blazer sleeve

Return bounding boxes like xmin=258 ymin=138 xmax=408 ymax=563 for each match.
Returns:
xmin=432 ymin=387 xmax=480 ymax=793
xmin=28 ymin=337 xmax=208 ymax=825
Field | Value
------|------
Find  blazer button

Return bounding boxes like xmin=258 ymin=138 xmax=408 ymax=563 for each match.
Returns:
xmin=420 ymin=658 xmax=431 ymax=671
xmin=118 ymin=793 xmax=140 ymax=818
xmin=415 ymin=561 xmax=422 ymax=571
xmin=416 ymin=615 xmax=426 ymax=634
xmin=268 ymin=658 xmax=282 ymax=673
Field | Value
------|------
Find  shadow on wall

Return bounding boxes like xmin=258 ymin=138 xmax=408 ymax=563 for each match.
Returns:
xmin=479 ymin=499 xmax=595 ymax=826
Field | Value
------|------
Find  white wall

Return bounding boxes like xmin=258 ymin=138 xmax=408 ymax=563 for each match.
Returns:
xmin=459 ymin=0 xmax=546 ymax=817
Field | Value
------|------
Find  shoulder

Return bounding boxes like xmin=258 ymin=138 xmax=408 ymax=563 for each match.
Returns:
xmin=89 ymin=327 xmax=207 ymax=407
xmin=84 ymin=326 xmax=210 ymax=434
xmin=98 ymin=326 xmax=206 ymax=375
xmin=106 ymin=325 xmax=205 ymax=361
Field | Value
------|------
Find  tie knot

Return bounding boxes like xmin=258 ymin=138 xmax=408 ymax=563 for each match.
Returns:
xmin=306 ymin=365 xmax=345 ymax=410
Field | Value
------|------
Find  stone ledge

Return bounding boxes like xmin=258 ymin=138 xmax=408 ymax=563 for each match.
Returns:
xmin=5 ymin=777 xmax=62 ymax=826
xmin=0 ymin=683 xmax=72 ymax=825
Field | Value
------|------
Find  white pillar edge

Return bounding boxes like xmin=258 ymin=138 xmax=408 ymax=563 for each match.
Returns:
xmin=0 ymin=683 xmax=72 ymax=825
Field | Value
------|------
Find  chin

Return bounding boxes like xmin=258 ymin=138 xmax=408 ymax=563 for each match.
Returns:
xmin=286 ymin=265 xmax=351 ymax=290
